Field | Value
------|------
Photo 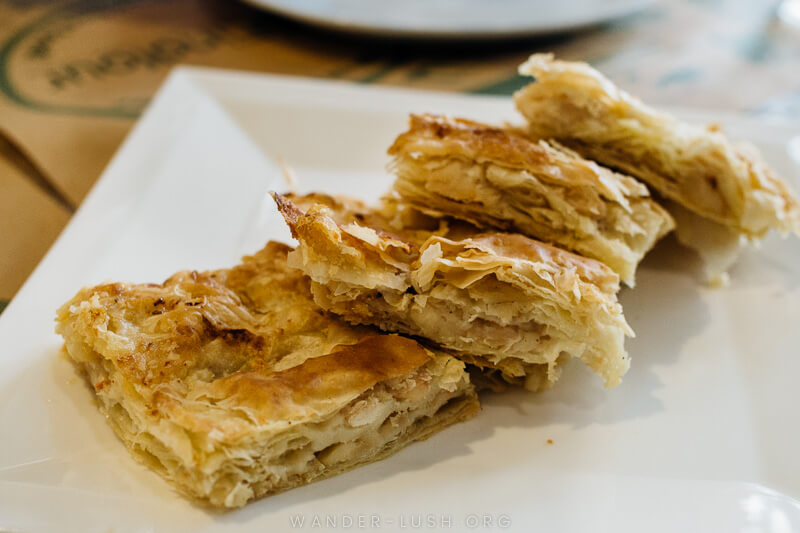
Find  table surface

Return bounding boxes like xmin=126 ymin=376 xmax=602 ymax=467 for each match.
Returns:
xmin=1 ymin=0 xmax=799 ymax=310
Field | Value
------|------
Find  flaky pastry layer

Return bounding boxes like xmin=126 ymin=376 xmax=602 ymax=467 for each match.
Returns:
xmin=388 ymin=114 xmax=675 ymax=285
xmin=275 ymin=193 xmax=632 ymax=390
xmin=56 ymin=242 xmax=478 ymax=508
xmin=513 ymin=54 xmax=800 ymax=247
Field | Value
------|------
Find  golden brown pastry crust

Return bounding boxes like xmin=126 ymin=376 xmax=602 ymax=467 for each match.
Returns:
xmin=56 ymin=242 xmax=478 ymax=508
xmin=275 ymin=193 xmax=632 ymax=390
xmin=387 ymin=114 xmax=674 ymax=285
xmin=513 ymin=54 xmax=800 ymax=242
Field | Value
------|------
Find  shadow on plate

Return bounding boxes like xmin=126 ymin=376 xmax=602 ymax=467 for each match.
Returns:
xmin=725 ymin=235 xmax=800 ymax=292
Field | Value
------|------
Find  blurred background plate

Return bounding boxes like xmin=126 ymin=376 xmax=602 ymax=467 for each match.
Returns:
xmin=241 ymin=0 xmax=658 ymax=39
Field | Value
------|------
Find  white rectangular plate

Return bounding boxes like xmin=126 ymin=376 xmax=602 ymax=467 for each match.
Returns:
xmin=1 ymin=68 xmax=799 ymax=533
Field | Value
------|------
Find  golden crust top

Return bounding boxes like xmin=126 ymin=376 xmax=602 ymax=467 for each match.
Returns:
xmin=389 ymin=113 xmax=651 ymax=215
xmin=461 ymin=233 xmax=620 ymax=292
xmin=56 ymin=242 xmax=439 ymax=440
xmin=156 ymin=335 xmax=432 ymax=435
xmin=275 ymin=192 xmax=621 ymax=292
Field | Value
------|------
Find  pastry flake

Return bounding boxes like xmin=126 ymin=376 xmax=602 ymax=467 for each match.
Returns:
xmin=388 ymin=113 xmax=675 ymax=285
xmin=514 ymin=54 xmax=800 ymax=278
xmin=56 ymin=242 xmax=479 ymax=508
xmin=274 ymin=193 xmax=633 ymax=391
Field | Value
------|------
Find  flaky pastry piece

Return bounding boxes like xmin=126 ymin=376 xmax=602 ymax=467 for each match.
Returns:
xmin=514 ymin=54 xmax=800 ymax=281
xmin=56 ymin=242 xmax=478 ymax=509
xmin=388 ymin=114 xmax=675 ymax=285
xmin=274 ymin=193 xmax=633 ymax=390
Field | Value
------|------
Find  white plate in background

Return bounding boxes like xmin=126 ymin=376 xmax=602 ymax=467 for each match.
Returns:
xmin=241 ymin=0 xmax=657 ymax=39
xmin=0 ymin=68 xmax=799 ymax=532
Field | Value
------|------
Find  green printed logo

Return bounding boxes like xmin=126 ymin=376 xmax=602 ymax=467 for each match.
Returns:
xmin=0 ymin=0 xmax=253 ymax=118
